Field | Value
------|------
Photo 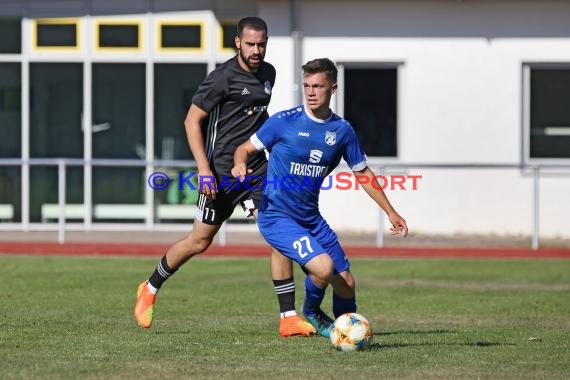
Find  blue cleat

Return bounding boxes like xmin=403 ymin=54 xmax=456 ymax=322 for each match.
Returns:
xmin=303 ymin=308 xmax=334 ymax=338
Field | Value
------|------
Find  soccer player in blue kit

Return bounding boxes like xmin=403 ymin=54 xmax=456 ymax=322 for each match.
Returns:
xmin=232 ymin=58 xmax=409 ymax=337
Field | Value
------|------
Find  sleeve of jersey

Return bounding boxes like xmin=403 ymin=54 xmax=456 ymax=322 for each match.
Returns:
xmin=250 ymin=115 xmax=281 ymax=151
xmin=191 ymin=70 xmax=226 ymax=113
xmin=343 ymin=125 xmax=368 ymax=172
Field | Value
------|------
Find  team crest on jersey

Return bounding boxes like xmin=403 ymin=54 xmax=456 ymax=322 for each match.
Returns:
xmin=325 ymin=131 xmax=336 ymax=146
xmin=264 ymin=81 xmax=272 ymax=95
xmin=309 ymin=150 xmax=323 ymax=163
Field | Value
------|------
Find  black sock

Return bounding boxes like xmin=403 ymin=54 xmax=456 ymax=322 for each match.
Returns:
xmin=273 ymin=277 xmax=296 ymax=314
xmin=148 ymin=255 xmax=178 ymax=289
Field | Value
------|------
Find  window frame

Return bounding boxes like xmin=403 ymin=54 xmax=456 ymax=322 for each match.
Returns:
xmin=156 ymin=20 xmax=204 ymax=53
xmin=336 ymin=61 xmax=403 ymax=160
xmin=95 ymin=20 xmax=142 ymax=52
xmin=32 ymin=18 xmax=81 ymax=51
xmin=523 ymin=62 xmax=570 ymax=164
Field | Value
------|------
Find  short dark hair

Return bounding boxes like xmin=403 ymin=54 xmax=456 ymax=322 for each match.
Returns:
xmin=302 ymin=58 xmax=338 ymax=83
xmin=236 ymin=17 xmax=268 ymax=38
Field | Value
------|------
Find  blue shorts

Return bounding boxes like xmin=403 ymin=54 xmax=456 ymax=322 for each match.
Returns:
xmin=258 ymin=214 xmax=350 ymax=274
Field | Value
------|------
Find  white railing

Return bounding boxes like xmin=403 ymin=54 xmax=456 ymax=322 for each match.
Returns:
xmin=0 ymin=158 xmax=253 ymax=245
xmin=0 ymin=158 xmax=569 ymax=249
xmin=367 ymin=162 xmax=555 ymax=250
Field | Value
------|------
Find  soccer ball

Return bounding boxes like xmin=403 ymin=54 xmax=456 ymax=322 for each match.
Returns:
xmin=330 ymin=312 xmax=373 ymax=352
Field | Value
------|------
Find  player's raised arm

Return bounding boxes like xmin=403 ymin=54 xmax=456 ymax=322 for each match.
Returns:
xmin=184 ymin=103 xmax=218 ymax=199
xmin=232 ymin=139 xmax=258 ymax=178
xmin=354 ymin=166 xmax=409 ymax=237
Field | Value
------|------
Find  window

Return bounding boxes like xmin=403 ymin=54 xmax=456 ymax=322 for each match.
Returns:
xmin=97 ymin=22 xmax=140 ymax=49
xmin=92 ymin=63 xmax=145 ymax=214
xmin=92 ymin=63 xmax=145 ymax=159
xmin=0 ymin=167 xmax=20 ymax=223
xmin=159 ymin=23 xmax=202 ymax=50
xmin=0 ymin=63 xmax=21 ymax=157
xmin=220 ymin=22 xmax=237 ymax=51
xmin=154 ymin=63 xmax=207 ymax=160
xmin=154 ymin=63 xmax=207 ymax=221
xmin=92 ymin=167 xmax=144 ymax=218
xmin=29 ymin=63 xmax=83 ymax=223
xmin=30 ymin=166 xmax=83 ymax=223
xmin=35 ymin=19 xmax=79 ymax=49
xmin=527 ymin=66 xmax=570 ymax=159
xmin=30 ymin=63 xmax=83 ymax=158
xmin=340 ymin=65 xmax=398 ymax=157
xmin=0 ymin=17 xmax=21 ymax=54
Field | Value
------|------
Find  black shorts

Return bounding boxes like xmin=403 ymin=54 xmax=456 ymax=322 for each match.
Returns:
xmin=196 ymin=177 xmax=263 ymax=225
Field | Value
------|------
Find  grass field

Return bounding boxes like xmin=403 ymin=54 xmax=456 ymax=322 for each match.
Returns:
xmin=1 ymin=254 xmax=569 ymax=380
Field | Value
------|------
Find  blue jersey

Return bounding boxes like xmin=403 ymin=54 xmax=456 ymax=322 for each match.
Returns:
xmin=251 ymin=105 xmax=367 ymax=224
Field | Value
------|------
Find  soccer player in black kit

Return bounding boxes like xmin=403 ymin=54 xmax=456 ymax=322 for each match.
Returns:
xmin=135 ymin=17 xmax=315 ymax=337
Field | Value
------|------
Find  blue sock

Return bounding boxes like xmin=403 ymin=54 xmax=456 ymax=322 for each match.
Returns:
xmin=302 ymin=275 xmax=326 ymax=316
xmin=332 ymin=292 xmax=357 ymax=318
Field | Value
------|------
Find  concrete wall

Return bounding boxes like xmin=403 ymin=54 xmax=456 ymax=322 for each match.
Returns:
xmin=260 ymin=1 xmax=570 ymax=238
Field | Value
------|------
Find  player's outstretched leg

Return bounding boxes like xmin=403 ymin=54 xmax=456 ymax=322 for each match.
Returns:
xmin=134 ymin=221 xmax=220 ymax=328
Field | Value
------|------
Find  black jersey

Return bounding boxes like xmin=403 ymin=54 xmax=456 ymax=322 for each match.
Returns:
xmin=192 ymin=56 xmax=276 ymax=182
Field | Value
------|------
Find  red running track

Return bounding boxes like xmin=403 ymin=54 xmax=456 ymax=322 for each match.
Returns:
xmin=0 ymin=241 xmax=569 ymax=259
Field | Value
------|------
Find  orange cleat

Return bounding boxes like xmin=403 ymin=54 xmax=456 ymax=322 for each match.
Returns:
xmin=134 ymin=281 xmax=156 ymax=329
xmin=279 ymin=315 xmax=317 ymax=337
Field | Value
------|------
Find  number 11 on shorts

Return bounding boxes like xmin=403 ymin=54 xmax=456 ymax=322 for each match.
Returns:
xmin=203 ymin=207 xmax=216 ymax=222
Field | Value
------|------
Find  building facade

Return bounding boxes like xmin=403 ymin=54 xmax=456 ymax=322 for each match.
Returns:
xmin=0 ymin=0 xmax=569 ymax=240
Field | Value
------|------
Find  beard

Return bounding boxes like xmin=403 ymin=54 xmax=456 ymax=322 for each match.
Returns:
xmin=239 ymin=49 xmax=263 ymax=72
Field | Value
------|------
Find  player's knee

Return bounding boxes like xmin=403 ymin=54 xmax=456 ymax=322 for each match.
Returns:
xmin=195 ymin=237 xmax=214 ymax=254
xmin=184 ymin=235 xmax=213 ymax=256
xmin=310 ymin=254 xmax=334 ymax=284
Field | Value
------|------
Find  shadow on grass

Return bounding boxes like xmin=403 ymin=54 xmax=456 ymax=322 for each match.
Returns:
xmin=377 ymin=328 xmax=456 ymax=336
xmin=371 ymin=329 xmax=515 ymax=350
xmin=368 ymin=340 xmax=515 ymax=351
